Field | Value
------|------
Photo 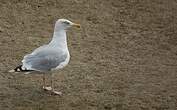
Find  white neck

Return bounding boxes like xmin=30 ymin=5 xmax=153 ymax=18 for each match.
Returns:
xmin=49 ymin=29 xmax=68 ymax=50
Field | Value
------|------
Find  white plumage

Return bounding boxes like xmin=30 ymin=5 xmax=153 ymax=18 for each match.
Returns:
xmin=9 ymin=19 xmax=80 ymax=95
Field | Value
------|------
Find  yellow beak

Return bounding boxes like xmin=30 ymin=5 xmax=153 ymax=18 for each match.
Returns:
xmin=72 ymin=23 xmax=81 ymax=28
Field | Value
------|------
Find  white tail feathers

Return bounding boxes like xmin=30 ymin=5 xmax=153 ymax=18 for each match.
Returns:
xmin=8 ymin=69 xmax=15 ymax=73
xmin=9 ymin=65 xmax=34 ymax=73
xmin=24 ymin=72 xmax=31 ymax=74
xmin=8 ymin=69 xmax=31 ymax=74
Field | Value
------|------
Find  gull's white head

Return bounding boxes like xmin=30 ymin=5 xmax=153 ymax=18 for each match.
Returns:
xmin=55 ymin=19 xmax=81 ymax=31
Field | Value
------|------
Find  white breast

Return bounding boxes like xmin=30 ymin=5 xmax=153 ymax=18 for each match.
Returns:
xmin=52 ymin=52 xmax=70 ymax=70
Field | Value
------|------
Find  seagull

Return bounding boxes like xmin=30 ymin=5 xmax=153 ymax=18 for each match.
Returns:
xmin=9 ymin=19 xmax=81 ymax=95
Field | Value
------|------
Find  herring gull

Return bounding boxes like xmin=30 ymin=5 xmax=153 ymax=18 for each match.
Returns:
xmin=9 ymin=19 xmax=81 ymax=95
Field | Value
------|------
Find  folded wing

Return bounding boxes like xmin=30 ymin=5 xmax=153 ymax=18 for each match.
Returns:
xmin=22 ymin=46 xmax=67 ymax=71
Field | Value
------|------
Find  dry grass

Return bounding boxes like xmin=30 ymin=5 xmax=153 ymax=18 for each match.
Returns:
xmin=0 ymin=0 xmax=177 ymax=110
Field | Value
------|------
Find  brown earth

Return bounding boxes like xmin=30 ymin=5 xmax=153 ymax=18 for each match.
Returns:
xmin=0 ymin=0 xmax=177 ymax=110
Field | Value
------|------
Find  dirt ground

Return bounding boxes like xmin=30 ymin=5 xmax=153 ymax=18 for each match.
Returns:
xmin=0 ymin=0 xmax=177 ymax=110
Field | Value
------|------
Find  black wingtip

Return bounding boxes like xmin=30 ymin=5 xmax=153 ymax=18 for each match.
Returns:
xmin=9 ymin=65 xmax=34 ymax=73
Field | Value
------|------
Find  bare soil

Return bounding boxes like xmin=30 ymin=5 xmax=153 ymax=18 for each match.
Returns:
xmin=0 ymin=0 xmax=177 ymax=110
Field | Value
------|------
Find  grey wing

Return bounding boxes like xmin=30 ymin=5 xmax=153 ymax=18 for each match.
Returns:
xmin=22 ymin=49 xmax=67 ymax=71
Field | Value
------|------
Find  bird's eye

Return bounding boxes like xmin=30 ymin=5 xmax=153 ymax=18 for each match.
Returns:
xmin=63 ymin=21 xmax=70 ymax=25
